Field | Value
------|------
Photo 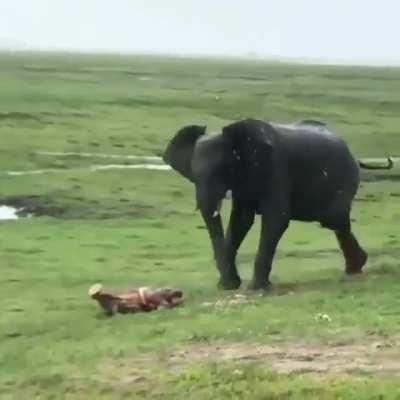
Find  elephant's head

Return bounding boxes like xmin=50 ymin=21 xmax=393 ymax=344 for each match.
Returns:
xmin=164 ymin=120 xmax=274 ymax=211
xmin=163 ymin=125 xmax=236 ymax=213
xmin=162 ymin=125 xmax=206 ymax=182
xmin=163 ymin=124 xmax=234 ymax=278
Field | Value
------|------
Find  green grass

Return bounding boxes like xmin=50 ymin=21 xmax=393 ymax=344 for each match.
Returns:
xmin=1 ymin=51 xmax=400 ymax=399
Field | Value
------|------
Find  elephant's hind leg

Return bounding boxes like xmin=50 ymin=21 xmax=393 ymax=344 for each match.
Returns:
xmin=320 ymin=195 xmax=367 ymax=274
xmin=335 ymin=228 xmax=368 ymax=274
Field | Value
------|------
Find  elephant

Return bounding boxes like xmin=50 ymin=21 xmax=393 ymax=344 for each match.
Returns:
xmin=163 ymin=119 xmax=388 ymax=290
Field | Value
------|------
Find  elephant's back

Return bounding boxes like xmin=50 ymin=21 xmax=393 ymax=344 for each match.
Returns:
xmin=274 ymin=123 xmax=360 ymax=221
xmin=274 ymin=122 xmax=358 ymax=181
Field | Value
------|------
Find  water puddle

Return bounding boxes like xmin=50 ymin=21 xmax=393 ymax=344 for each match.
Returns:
xmin=91 ymin=164 xmax=171 ymax=171
xmin=6 ymin=169 xmax=61 ymax=176
xmin=2 ymin=152 xmax=169 ymax=176
xmin=3 ymin=164 xmax=171 ymax=176
xmin=361 ymin=157 xmax=400 ymax=163
xmin=0 ymin=205 xmax=20 ymax=220
xmin=36 ymin=151 xmax=163 ymax=162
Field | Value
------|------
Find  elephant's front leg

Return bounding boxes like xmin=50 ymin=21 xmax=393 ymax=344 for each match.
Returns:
xmin=200 ymin=207 xmax=227 ymax=282
xmin=248 ymin=213 xmax=289 ymax=290
xmin=222 ymin=203 xmax=255 ymax=289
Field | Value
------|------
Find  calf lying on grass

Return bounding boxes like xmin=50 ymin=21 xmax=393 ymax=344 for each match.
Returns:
xmin=89 ymin=284 xmax=183 ymax=316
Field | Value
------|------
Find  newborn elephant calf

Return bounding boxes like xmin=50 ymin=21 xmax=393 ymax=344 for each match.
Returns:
xmin=163 ymin=119 xmax=370 ymax=290
xmin=89 ymin=284 xmax=183 ymax=315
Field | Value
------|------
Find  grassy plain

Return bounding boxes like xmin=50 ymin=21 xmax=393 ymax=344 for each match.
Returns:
xmin=1 ymin=52 xmax=400 ymax=399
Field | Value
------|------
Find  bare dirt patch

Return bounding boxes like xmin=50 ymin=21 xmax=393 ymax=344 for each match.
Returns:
xmin=101 ymin=338 xmax=400 ymax=388
xmin=167 ymin=339 xmax=400 ymax=375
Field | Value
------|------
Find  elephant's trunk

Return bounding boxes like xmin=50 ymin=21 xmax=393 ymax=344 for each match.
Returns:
xmin=358 ymin=157 xmax=394 ymax=170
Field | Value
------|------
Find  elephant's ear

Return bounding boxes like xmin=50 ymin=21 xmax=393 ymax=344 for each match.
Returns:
xmin=163 ymin=125 xmax=206 ymax=182
xmin=222 ymin=119 xmax=274 ymax=165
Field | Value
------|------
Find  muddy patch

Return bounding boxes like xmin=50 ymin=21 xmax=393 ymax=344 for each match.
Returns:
xmin=362 ymin=174 xmax=400 ymax=183
xmin=0 ymin=195 xmax=163 ymax=220
xmin=0 ymin=196 xmax=64 ymax=218
xmin=0 ymin=112 xmax=41 ymax=122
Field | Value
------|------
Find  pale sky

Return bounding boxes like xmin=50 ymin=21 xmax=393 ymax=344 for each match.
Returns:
xmin=1 ymin=0 xmax=399 ymax=64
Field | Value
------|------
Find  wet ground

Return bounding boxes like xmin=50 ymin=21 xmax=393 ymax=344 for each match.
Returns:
xmin=0 ymin=195 xmax=64 ymax=218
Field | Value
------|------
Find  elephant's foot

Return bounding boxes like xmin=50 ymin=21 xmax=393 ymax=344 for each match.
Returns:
xmin=335 ymin=230 xmax=367 ymax=275
xmin=218 ymin=275 xmax=241 ymax=290
xmin=247 ymin=279 xmax=271 ymax=291
xmin=345 ymin=248 xmax=368 ymax=275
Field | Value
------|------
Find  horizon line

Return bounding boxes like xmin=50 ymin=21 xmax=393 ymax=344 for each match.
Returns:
xmin=1 ymin=47 xmax=400 ymax=68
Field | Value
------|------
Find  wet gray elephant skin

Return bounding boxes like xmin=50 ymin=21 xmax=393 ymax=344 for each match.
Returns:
xmin=163 ymin=119 xmax=374 ymax=290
